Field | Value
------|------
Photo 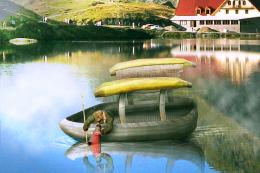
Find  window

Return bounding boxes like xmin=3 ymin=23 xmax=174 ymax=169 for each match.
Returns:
xmin=245 ymin=9 xmax=249 ymax=14
xmin=180 ymin=21 xmax=187 ymax=25
xmin=243 ymin=1 xmax=246 ymax=5
xmin=200 ymin=20 xmax=205 ymax=25
xmin=206 ymin=47 xmax=213 ymax=51
xmin=223 ymin=20 xmax=230 ymax=25
xmin=215 ymin=46 xmax=221 ymax=51
xmin=231 ymin=46 xmax=238 ymax=51
xmin=239 ymin=1 xmax=241 ymax=6
xmin=181 ymin=21 xmax=187 ymax=25
xmin=205 ymin=8 xmax=211 ymax=15
xmin=231 ymin=20 xmax=239 ymax=25
xmin=236 ymin=10 xmax=239 ymax=14
xmin=196 ymin=8 xmax=201 ymax=15
xmin=214 ymin=20 xmax=221 ymax=25
xmin=233 ymin=1 xmax=236 ymax=5
xmin=223 ymin=46 xmax=230 ymax=51
xmin=228 ymin=1 xmax=231 ymax=5
xmin=226 ymin=9 xmax=229 ymax=14
xmin=206 ymin=20 xmax=213 ymax=25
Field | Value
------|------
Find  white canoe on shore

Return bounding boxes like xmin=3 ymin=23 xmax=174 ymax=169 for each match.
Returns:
xmin=9 ymin=38 xmax=38 ymax=45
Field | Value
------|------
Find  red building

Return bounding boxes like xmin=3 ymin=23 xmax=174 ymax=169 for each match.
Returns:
xmin=172 ymin=0 xmax=260 ymax=33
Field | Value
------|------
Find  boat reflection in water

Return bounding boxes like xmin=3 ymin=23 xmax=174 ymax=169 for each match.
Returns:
xmin=66 ymin=141 xmax=204 ymax=173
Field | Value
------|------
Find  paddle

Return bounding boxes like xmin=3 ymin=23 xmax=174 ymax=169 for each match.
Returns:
xmin=81 ymin=95 xmax=88 ymax=143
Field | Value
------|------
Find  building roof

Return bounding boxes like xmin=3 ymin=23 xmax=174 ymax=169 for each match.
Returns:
xmin=175 ymin=0 xmax=225 ymax=16
xmin=249 ymin=0 xmax=260 ymax=11
xmin=175 ymin=0 xmax=260 ymax=16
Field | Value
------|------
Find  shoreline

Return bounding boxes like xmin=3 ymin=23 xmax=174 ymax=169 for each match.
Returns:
xmin=0 ymin=22 xmax=153 ymax=43
xmin=162 ymin=31 xmax=260 ymax=39
xmin=1 ymin=22 xmax=260 ymax=43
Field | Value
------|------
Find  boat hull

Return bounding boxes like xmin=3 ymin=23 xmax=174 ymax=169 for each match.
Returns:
xmin=115 ymin=64 xmax=184 ymax=79
xmin=9 ymin=38 xmax=38 ymax=45
xmin=60 ymin=97 xmax=198 ymax=142
xmin=95 ymin=77 xmax=192 ymax=97
xmin=109 ymin=58 xmax=195 ymax=75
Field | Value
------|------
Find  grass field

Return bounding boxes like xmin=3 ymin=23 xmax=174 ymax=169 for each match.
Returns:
xmin=10 ymin=0 xmax=175 ymax=25
xmin=70 ymin=2 xmax=174 ymax=25
xmin=0 ymin=0 xmax=175 ymax=42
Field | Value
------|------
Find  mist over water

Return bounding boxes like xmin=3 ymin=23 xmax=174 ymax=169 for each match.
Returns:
xmin=0 ymin=39 xmax=259 ymax=173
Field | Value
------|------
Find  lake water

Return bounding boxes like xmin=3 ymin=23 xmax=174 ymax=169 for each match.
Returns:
xmin=0 ymin=39 xmax=259 ymax=173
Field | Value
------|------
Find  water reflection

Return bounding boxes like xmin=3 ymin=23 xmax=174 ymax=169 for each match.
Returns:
xmin=1 ymin=39 xmax=260 ymax=85
xmin=0 ymin=39 xmax=260 ymax=173
xmin=0 ymin=63 xmax=99 ymax=153
xmin=194 ymin=68 xmax=260 ymax=137
xmin=66 ymin=141 xmax=205 ymax=173
xmin=171 ymin=39 xmax=260 ymax=84
xmin=191 ymin=95 xmax=260 ymax=173
xmin=83 ymin=153 xmax=114 ymax=173
xmin=0 ymin=41 xmax=171 ymax=64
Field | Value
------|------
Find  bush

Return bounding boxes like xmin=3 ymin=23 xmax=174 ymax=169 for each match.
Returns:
xmin=0 ymin=29 xmax=14 ymax=42
xmin=15 ymin=22 xmax=54 ymax=40
xmin=91 ymin=1 xmax=105 ymax=6
xmin=12 ymin=22 xmax=153 ymax=41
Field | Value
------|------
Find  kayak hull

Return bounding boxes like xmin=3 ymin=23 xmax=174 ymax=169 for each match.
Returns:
xmin=109 ymin=58 xmax=195 ymax=75
xmin=94 ymin=77 xmax=192 ymax=97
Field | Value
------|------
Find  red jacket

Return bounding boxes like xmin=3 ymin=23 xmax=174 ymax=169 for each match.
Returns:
xmin=91 ymin=131 xmax=101 ymax=145
xmin=90 ymin=131 xmax=101 ymax=157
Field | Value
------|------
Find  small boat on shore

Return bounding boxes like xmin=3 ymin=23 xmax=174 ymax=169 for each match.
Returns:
xmin=60 ymin=77 xmax=198 ymax=142
xmin=9 ymin=38 xmax=38 ymax=45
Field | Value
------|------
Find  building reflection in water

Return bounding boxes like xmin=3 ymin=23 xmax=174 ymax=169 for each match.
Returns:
xmin=65 ymin=141 xmax=205 ymax=173
xmin=170 ymin=39 xmax=260 ymax=84
xmin=1 ymin=39 xmax=259 ymax=84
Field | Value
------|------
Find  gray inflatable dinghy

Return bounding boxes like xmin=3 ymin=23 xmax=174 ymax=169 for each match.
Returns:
xmin=60 ymin=96 xmax=198 ymax=142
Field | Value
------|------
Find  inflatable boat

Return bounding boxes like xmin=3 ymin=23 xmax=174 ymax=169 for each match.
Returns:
xmin=60 ymin=78 xmax=198 ymax=142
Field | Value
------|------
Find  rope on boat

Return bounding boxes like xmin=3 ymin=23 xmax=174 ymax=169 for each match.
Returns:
xmin=82 ymin=95 xmax=86 ymax=122
xmin=81 ymin=95 xmax=88 ymax=142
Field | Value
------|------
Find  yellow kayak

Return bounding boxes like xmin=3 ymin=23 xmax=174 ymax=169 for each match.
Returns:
xmin=9 ymin=38 xmax=38 ymax=45
xmin=95 ymin=77 xmax=192 ymax=97
xmin=109 ymin=58 xmax=195 ymax=75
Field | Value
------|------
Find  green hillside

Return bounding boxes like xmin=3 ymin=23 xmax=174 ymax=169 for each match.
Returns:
xmin=10 ymin=0 xmax=176 ymax=25
xmin=0 ymin=0 xmax=156 ymax=42
xmin=62 ymin=2 xmax=174 ymax=25
xmin=0 ymin=0 xmax=41 ymax=28
xmin=0 ymin=0 xmax=176 ymax=42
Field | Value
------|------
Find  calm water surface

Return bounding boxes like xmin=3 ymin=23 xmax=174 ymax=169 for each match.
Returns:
xmin=0 ymin=39 xmax=259 ymax=173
